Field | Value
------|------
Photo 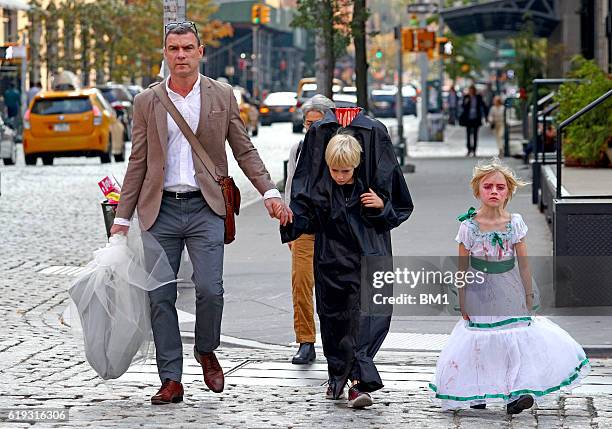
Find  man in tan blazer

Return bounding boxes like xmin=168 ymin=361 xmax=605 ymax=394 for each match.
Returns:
xmin=110 ymin=22 xmax=291 ymax=405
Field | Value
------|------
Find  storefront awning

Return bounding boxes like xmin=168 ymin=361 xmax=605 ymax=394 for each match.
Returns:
xmin=441 ymin=0 xmax=559 ymax=39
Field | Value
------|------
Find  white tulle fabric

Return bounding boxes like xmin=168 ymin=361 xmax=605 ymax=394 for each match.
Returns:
xmin=430 ymin=213 xmax=590 ymax=410
xmin=431 ymin=317 xmax=590 ymax=410
xmin=68 ymin=219 xmax=176 ymax=380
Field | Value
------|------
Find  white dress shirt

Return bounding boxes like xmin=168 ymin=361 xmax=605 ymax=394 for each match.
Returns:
xmin=164 ymin=76 xmax=201 ymax=192
xmin=113 ymin=76 xmax=280 ymax=227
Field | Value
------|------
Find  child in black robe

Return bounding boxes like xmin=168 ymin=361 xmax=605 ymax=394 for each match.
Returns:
xmin=281 ymin=114 xmax=413 ymax=408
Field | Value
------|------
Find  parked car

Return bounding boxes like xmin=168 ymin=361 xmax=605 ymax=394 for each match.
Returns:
xmin=233 ymin=87 xmax=259 ymax=137
xmin=96 ymin=84 xmax=133 ymax=141
xmin=23 ymin=88 xmax=126 ymax=165
xmin=0 ymin=116 xmax=17 ymax=165
xmin=402 ymin=84 xmax=418 ymax=116
xmin=370 ymin=89 xmax=397 ymax=118
xmin=291 ymin=77 xmax=343 ymax=133
xmin=126 ymin=85 xmax=144 ymax=98
xmin=259 ymin=92 xmax=297 ymax=125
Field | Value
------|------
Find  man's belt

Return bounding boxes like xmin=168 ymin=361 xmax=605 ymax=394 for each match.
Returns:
xmin=163 ymin=190 xmax=203 ymax=199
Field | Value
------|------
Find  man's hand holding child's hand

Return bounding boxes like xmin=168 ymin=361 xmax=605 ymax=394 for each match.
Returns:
xmin=360 ymin=188 xmax=384 ymax=209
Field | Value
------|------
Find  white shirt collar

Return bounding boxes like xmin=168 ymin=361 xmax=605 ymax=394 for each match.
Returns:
xmin=166 ymin=74 xmax=201 ymax=98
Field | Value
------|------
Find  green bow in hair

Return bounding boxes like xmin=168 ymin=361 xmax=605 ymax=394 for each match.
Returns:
xmin=457 ymin=207 xmax=477 ymax=222
xmin=491 ymin=232 xmax=504 ymax=249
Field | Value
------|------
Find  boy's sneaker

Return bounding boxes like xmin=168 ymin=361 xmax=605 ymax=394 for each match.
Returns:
xmin=506 ymin=395 xmax=534 ymax=415
xmin=347 ymin=385 xmax=373 ymax=408
xmin=325 ymin=384 xmax=345 ymax=400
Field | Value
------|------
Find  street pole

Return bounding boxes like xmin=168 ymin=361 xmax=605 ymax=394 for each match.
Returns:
xmin=417 ymin=14 xmax=430 ymax=141
xmin=252 ymin=25 xmax=259 ymax=101
xmin=162 ymin=0 xmax=186 ymax=78
xmin=437 ymin=0 xmax=445 ymax=136
xmin=394 ymin=25 xmax=404 ymax=155
xmin=20 ymin=34 xmax=27 ymax=119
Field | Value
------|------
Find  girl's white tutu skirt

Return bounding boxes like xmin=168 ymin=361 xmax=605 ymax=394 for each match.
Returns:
xmin=429 ymin=316 xmax=590 ymax=410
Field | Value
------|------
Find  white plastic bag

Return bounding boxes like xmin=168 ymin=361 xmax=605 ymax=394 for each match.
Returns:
xmin=69 ymin=224 xmax=175 ymax=379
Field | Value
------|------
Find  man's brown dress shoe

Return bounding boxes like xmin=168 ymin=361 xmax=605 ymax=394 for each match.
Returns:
xmin=151 ymin=379 xmax=184 ymax=405
xmin=194 ymin=346 xmax=224 ymax=393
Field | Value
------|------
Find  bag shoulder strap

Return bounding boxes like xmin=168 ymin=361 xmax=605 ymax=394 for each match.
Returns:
xmin=152 ymin=83 xmax=219 ymax=181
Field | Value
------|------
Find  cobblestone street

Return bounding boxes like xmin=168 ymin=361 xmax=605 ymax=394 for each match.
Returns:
xmin=1 ymin=155 xmax=612 ymax=428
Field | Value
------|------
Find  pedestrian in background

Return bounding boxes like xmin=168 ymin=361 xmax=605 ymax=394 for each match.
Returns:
xmin=284 ymin=94 xmax=335 ymax=365
xmin=26 ymin=82 xmax=42 ymax=106
xmin=110 ymin=21 xmax=291 ymax=405
xmin=459 ymin=85 xmax=487 ymax=157
xmin=488 ymin=95 xmax=505 ymax=157
xmin=4 ymin=83 xmax=20 ymax=120
xmin=447 ymin=87 xmax=458 ymax=125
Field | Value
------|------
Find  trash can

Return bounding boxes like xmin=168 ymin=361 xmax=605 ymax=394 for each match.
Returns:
xmin=428 ymin=113 xmax=445 ymax=142
xmin=101 ymin=200 xmax=117 ymax=238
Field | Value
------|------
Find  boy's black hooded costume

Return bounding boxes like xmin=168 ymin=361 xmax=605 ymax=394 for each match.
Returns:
xmin=281 ymin=108 xmax=414 ymax=398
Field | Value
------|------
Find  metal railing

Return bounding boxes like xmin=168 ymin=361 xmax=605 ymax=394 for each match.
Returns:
xmin=530 ymin=79 xmax=582 ymax=205
xmin=555 ymin=89 xmax=612 ymax=199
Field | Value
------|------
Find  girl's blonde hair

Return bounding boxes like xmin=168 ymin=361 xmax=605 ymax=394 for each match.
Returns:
xmin=325 ymin=133 xmax=362 ymax=168
xmin=471 ymin=157 xmax=530 ymax=207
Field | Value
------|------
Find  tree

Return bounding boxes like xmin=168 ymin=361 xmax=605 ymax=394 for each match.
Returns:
xmin=443 ymin=32 xmax=481 ymax=83
xmin=27 ymin=0 xmax=43 ymax=85
xmin=351 ymin=0 xmax=369 ymax=110
xmin=292 ymin=0 xmax=351 ymax=98
xmin=510 ymin=21 xmax=546 ymax=97
xmin=28 ymin=0 xmax=231 ymax=85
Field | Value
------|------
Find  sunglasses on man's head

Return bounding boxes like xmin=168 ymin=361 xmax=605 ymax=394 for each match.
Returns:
xmin=165 ymin=21 xmax=198 ymax=35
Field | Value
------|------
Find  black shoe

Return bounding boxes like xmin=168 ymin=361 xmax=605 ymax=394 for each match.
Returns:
xmin=506 ymin=395 xmax=534 ymax=415
xmin=292 ymin=343 xmax=315 ymax=364
xmin=470 ymin=403 xmax=486 ymax=409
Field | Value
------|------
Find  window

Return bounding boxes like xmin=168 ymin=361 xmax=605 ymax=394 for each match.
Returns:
xmin=31 ymin=97 xmax=93 ymax=115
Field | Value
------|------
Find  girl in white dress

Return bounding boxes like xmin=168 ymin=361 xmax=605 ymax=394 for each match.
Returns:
xmin=429 ymin=158 xmax=590 ymax=414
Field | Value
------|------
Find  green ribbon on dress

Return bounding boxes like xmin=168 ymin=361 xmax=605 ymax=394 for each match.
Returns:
xmin=491 ymin=232 xmax=504 ymax=249
xmin=470 ymin=256 xmax=515 ymax=273
xmin=457 ymin=207 xmax=477 ymax=222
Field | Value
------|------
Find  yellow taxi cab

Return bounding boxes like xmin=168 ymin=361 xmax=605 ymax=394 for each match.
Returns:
xmin=233 ymin=87 xmax=259 ymax=137
xmin=23 ymin=88 xmax=125 ymax=166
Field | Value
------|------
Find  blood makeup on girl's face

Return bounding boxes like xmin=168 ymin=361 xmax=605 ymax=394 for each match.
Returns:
xmin=479 ymin=171 xmax=509 ymax=207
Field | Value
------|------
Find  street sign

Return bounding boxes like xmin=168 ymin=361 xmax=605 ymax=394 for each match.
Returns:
xmin=163 ymin=0 xmax=185 ymax=25
xmin=406 ymin=2 xmax=438 ymax=14
xmin=5 ymin=45 xmax=26 ymax=59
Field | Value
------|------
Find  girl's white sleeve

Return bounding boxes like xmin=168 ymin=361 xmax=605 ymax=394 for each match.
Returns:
xmin=511 ymin=214 xmax=529 ymax=244
xmin=455 ymin=221 xmax=473 ymax=250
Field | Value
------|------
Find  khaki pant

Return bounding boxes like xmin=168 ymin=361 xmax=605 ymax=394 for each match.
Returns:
xmin=291 ymin=234 xmax=316 ymax=343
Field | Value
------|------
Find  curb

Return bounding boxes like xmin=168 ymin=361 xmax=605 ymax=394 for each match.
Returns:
xmin=180 ymin=330 xmax=612 ymax=359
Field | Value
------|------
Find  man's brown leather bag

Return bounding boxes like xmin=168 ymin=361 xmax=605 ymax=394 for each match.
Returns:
xmin=153 ymin=84 xmax=241 ymax=244
xmin=218 ymin=176 xmax=240 ymax=244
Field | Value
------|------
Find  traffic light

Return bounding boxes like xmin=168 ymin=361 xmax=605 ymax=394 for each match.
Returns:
xmin=375 ymin=49 xmax=383 ymax=59
xmin=436 ymin=37 xmax=448 ymax=55
xmin=260 ymin=5 xmax=270 ymax=24
xmin=416 ymin=29 xmax=435 ymax=52
xmin=401 ymin=28 xmax=414 ymax=52
xmin=251 ymin=4 xmax=262 ymax=24
xmin=251 ymin=4 xmax=270 ymax=25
